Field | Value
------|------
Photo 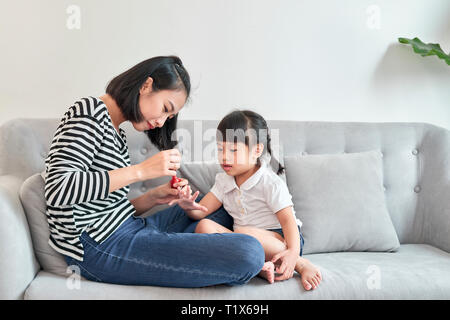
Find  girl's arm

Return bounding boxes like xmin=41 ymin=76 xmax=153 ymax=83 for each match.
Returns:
xmin=169 ymin=189 xmax=223 ymax=220
xmin=188 ymin=192 xmax=223 ymax=220
xmin=276 ymin=206 xmax=301 ymax=255
xmin=270 ymin=206 xmax=301 ymax=281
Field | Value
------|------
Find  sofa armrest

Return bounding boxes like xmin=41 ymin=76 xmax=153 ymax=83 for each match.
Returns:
xmin=421 ymin=125 xmax=450 ymax=253
xmin=0 ymin=175 xmax=40 ymax=299
xmin=423 ymin=183 xmax=450 ymax=253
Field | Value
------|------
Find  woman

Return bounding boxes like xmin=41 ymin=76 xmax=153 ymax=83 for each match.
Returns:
xmin=43 ymin=56 xmax=265 ymax=287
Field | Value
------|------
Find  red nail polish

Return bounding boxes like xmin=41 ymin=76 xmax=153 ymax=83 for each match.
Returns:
xmin=170 ymin=175 xmax=182 ymax=188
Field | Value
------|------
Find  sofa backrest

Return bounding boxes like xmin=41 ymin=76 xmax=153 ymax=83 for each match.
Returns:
xmin=1 ymin=118 xmax=447 ymax=244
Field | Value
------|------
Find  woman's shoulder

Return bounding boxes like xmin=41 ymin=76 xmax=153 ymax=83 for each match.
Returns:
xmin=66 ymin=96 xmax=108 ymax=121
xmin=60 ymin=96 xmax=111 ymax=132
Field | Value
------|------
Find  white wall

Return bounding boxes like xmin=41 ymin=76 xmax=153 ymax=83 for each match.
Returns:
xmin=1 ymin=0 xmax=449 ymax=129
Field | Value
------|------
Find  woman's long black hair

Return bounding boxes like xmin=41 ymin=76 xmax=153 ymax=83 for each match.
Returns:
xmin=216 ymin=110 xmax=285 ymax=175
xmin=106 ymin=56 xmax=190 ymax=150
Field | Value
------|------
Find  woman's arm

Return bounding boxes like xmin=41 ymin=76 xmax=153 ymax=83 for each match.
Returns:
xmin=108 ymin=149 xmax=181 ymax=193
xmin=130 ymin=178 xmax=190 ymax=216
xmin=129 ymin=189 xmax=159 ymax=216
xmin=44 ymin=99 xmax=180 ymax=207
xmin=108 ymin=165 xmax=141 ymax=194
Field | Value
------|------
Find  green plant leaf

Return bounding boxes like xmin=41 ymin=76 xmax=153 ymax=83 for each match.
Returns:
xmin=398 ymin=37 xmax=450 ymax=65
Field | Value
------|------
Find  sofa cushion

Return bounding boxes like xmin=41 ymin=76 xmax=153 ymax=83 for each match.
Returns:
xmin=178 ymin=161 xmax=223 ymax=195
xmin=19 ymin=173 xmax=68 ymax=277
xmin=285 ymin=150 xmax=400 ymax=254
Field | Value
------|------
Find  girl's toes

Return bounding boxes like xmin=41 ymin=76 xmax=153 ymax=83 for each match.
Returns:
xmin=259 ymin=262 xmax=275 ymax=284
xmin=313 ymin=277 xmax=320 ymax=287
xmin=302 ymin=280 xmax=312 ymax=291
xmin=312 ymin=277 xmax=319 ymax=288
xmin=262 ymin=262 xmax=272 ymax=271
xmin=316 ymin=275 xmax=322 ymax=284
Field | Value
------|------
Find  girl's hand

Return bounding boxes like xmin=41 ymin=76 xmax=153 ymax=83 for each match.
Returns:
xmin=150 ymin=178 xmax=189 ymax=205
xmin=271 ymin=249 xmax=299 ymax=281
xmin=136 ymin=149 xmax=181 ymax=181
xmin=168 ymin=185 xmax=208 ymax=212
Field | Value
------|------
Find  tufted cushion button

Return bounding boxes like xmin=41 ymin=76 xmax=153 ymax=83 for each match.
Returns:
xmin=141 ymin=147 xmax=148 ymax=155
xmin=412 ymin=149 xmax=419 ymax=155
xmin=383 ymin=186 xmax=386 ymax=191
xmin=414 ymin=185 xmax=421 ymax=193
xmin=140 ymin=185 xmax=147 ymax=193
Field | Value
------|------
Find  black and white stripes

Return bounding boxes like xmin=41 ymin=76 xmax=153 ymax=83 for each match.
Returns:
xmin=43 ymin=96 xmax=135 ymax=261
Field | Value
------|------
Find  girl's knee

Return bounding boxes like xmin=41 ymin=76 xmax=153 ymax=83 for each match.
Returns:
xmin=194 ymin=219 xmax=215 ymax=233
xmin=234 ymin=226 xmax=256 ymax=236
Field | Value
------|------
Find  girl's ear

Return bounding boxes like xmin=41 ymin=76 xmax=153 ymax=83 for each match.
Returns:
xmin=140 ymin=77 xmax=154 ymax=95
xmin=254 ymin=143 xmax=264 ymax=158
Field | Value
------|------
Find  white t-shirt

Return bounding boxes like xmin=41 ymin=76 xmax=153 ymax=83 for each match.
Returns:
xmin=210 ymin=161 xmax=302 ymax=230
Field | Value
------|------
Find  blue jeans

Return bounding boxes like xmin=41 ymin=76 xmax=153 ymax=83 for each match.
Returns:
xmin=64 ymin=203 xmax=265 ymax=288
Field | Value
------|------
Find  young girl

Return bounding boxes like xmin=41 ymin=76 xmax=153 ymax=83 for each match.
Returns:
xmin=169 ymin=110 xmax=322 ymax=290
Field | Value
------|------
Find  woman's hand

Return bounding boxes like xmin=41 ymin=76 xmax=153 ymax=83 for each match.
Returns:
xmin=150 ymin=178 xmax=189 ymax=206
xmin=135 ymin=149 xmax=181 ymax=181
xmin=271 ymin=249 xmax=299 ymax=281
xmin=168 ymin=185 xmax=208 ymax=213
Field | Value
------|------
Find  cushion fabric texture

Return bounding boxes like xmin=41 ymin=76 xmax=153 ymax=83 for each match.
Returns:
xmin=284 ymin=150 xmax=400 ymax=254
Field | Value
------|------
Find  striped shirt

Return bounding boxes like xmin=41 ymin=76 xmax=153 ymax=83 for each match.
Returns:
xmin=43 ymin=96 xmax=136 ymax=261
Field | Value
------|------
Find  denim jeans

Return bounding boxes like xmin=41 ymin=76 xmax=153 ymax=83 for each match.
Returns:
xmin=64 ymin=203 xmax=265 ymax=288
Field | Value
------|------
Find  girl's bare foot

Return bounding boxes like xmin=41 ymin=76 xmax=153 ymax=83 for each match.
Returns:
xmin=296 ymin=258 xmax=322 ymax=291
xmin=258 ymin=261 xmax=275 ymax=284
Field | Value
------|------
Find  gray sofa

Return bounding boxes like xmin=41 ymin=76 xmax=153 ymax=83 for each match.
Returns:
xmin=1 ymin=118 xmax=449 ymax=300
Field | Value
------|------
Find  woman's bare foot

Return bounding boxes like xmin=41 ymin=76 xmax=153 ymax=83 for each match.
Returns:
xmin=258 ymin=261 xmax=275 ymax=284
xmin=296 ymin=258 xmax=322 ymax=290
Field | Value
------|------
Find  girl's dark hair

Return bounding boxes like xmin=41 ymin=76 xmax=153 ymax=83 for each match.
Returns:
xmin=106 ymin=56 xmax=190 ymax=150
xmin=216 ymin=110 xmax=285 ymax=175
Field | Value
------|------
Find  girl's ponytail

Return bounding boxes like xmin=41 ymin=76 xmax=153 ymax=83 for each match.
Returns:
xmin=266 ymin=128 xmax=285 ymax=175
